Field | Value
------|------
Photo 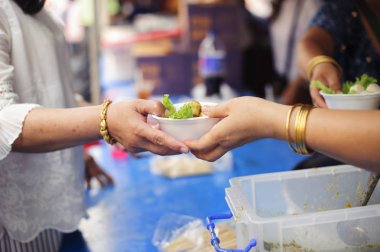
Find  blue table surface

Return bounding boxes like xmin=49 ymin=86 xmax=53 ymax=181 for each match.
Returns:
xmin=60 ymin=138 xmax=307 ymax=252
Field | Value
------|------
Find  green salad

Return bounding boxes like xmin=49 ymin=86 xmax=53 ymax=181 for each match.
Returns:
xmin=162 ymin=94 xmax=202 ymax=119
xmin=311 ymin=74 xmax=380 ymax=94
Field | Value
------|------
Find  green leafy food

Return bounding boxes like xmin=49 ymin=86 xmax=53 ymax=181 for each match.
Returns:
xmin=342 ymin=81 xmax=355 ymax=94
xmin=310 ymin=80 xmax=335 ymax=94
xmin=169 ymin=103 xmax=193 ymax=119
xmin=342 ymin=74 xmax=377 ymax=94
xmin=162 ymin=94 xmax=176 ymax=117
xmin=161 ymin=94 xmax=203 ymax=119
xmin=355 ymin=74 xmax=377 ymax=88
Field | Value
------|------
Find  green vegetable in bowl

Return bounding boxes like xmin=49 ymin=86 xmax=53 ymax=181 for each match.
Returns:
xmin=310 ymin=80 xmax=336 ymax=94
xmin=162 ymin=94 xmax=176 ymax=117
xmin=311 ymin=74 xmax=379 ymax=94
xmin=342 ymin=74 xmax=377 ymax=94
xmin=170 ymin=103 xmax=193 ymax=119
xmin=161 ymin=94 xmax=203 ymax=119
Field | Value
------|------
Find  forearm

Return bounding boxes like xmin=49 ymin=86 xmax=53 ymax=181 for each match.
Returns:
xmin=296 ymin=27 xmax=335 ymax=79
xmin=305 ymin=109 xmax=380 ymax=173
xmin=251 ymin=100 xmax=380 ymax=173
xmin=273 ymin=104 xmax=380 ymax=173
xmin=12 ymin=106 xmax=102 ymax=152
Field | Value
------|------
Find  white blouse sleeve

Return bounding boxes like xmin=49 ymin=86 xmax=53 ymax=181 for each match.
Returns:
xmin=0 ymin=11 xmax=40 ymax=160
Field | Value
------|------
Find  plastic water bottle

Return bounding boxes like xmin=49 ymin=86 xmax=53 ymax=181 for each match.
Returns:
xmin=198 ymin=30 xmax=226 ymax=97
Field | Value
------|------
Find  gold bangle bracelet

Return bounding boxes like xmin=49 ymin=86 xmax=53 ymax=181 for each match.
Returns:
xmin=295 ymin=105 xmax=310 ymax=154
xmin=286 ymin=104 xmax=314 ymax=155
xmin=295 ymin=105 xmax=314 ymax=155
xmin=285 ymin=104 xmax=301 ymax=153
xmin=306 ymin=55 xmax=342 ymax=80
xmin=100 ymin=99 xmax=116 ymax=145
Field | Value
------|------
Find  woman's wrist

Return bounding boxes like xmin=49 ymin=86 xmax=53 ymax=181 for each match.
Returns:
xmin=258 ymin=101 xmax=291 ymax=140
xmin=306 ymin=55 xmax=342 ymax=80
xmin=99 ymin=99 xmax=116 ymax=145
xmin=276 ymin=104 xmax=295 ymax=141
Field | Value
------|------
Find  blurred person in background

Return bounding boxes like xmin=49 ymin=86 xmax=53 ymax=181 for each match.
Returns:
xmin=244 ymin=0 xmax=323 ymax=104
xmin=294 ymin=0 xmax=380 ymax=169
xmin=48 ymin=0 xmax=116 ymax=188
xmin=58 ymin=0 xmax=120 ymax=102
xmin=186 ymin=0 xmax=380 ymax=174
xmin=114 ymin=0 xmax=163 ymax=24
xmin=241 ymin=0 xmax=275 ymax=98
xmin=297 ymin=0 xmax=380 ymax=108
xmin=0 ymin=1 xmax=188 ymax=251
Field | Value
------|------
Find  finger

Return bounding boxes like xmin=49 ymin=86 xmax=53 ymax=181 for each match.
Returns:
xmin=184 ymin=125 xmax=221 ymax=152
xmin=310 ymin=86 xmax=327 ymax=108
xmin=202 ymin=103 xmax=229 ymax=118
xmin=139 ymin=124 xmax=189 ymax=153
xmin=141 ymin=141 xmax=182 ymax=155
xmin=126 ymin=146 xmax=145 ymax=153
xmin=137 ymin=100 xmax=165 ymax=117
xmin=191 ymin=145 xmax=228 ymax=162
xmin=147 ymin=114 xmax=159 ymax=126
xmin=125 ymin=133 xmax=184 ymax=155
xmin=326 ymin=75 xmax=341 ymax=92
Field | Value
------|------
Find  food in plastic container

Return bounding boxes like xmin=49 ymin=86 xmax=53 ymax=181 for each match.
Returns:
xmin=224 ymin=165 xmax=380 ymax=251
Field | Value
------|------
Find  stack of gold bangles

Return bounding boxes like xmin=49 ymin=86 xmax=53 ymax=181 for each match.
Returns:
xmin=100 ymin=99 xmax=116 ymax=145
xmin=286 ymin=104 xmax=314 ymax=155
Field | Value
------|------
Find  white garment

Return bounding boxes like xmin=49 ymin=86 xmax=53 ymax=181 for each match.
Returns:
xmin=270 ymin=0 xmax=322 ymax=80
xmin=0 ymin=229 xmax=62 ymax=252
xmin=0 ymin=0 xmax=85 ymax=244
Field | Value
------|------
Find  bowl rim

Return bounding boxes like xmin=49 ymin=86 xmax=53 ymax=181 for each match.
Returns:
xmin=152 ymin=101 xmax=218 ymax=121
xmin=151 ymin=114 xmax=214 ymax=122
xmin=320 ymin=90 xmax=380 ymax=97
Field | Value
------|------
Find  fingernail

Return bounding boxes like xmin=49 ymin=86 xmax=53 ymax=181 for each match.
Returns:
xmin=180 ymin=146 xmax=189 ymax=153
xmin=151 ymin=123 xmax=159 ymax=129
xmin=202 ymin=106 xmax=210 ymax=114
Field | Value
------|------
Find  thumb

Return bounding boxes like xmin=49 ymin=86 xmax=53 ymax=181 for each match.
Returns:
xmin=138 ymin=100 xmax=165 ymax=117
xmin=202 ymin=103 xmax=229 ymax=118
xmin=326 ymin=73 xmax=342 ymax=92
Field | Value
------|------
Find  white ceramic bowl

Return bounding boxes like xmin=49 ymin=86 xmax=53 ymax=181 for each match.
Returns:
xmin=320 ymin=91 xmax=380 ymax=110
xmin=151 ymin=102 xmax=220 ymax=141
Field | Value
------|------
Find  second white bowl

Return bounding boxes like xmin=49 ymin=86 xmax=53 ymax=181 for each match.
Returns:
xmin=321 ymin=91 xmax=380 ymax=110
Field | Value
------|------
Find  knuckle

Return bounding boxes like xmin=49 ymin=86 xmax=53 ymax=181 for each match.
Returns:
xmin=152 ymin=134 xmax=164 ymax=146
xmin=133 ymin=124 xmax=144 ymax=136
xmin=215 ymin=133 xmax=229 ymax=147
xmin=150 ymin=100 xmax=162 ymax=111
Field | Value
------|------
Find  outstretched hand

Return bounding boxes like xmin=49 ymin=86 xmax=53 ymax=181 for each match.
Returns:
xmin=185 ymin=97 xmax=277 ymax=161
xmin=107 ymin=99 xmax=189 ymax=155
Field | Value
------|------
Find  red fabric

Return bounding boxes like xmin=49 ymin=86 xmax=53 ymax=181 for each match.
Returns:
xmin=84 ymin=141 xmax=100 ymax=150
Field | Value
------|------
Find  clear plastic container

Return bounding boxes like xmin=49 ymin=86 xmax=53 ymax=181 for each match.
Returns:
xmin=225 ymin=165 xmax=380 ymax=251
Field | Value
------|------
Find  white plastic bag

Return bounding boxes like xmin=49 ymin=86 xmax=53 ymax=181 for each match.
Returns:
xmin=152 ymin=213 xmax=236 ymax=252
